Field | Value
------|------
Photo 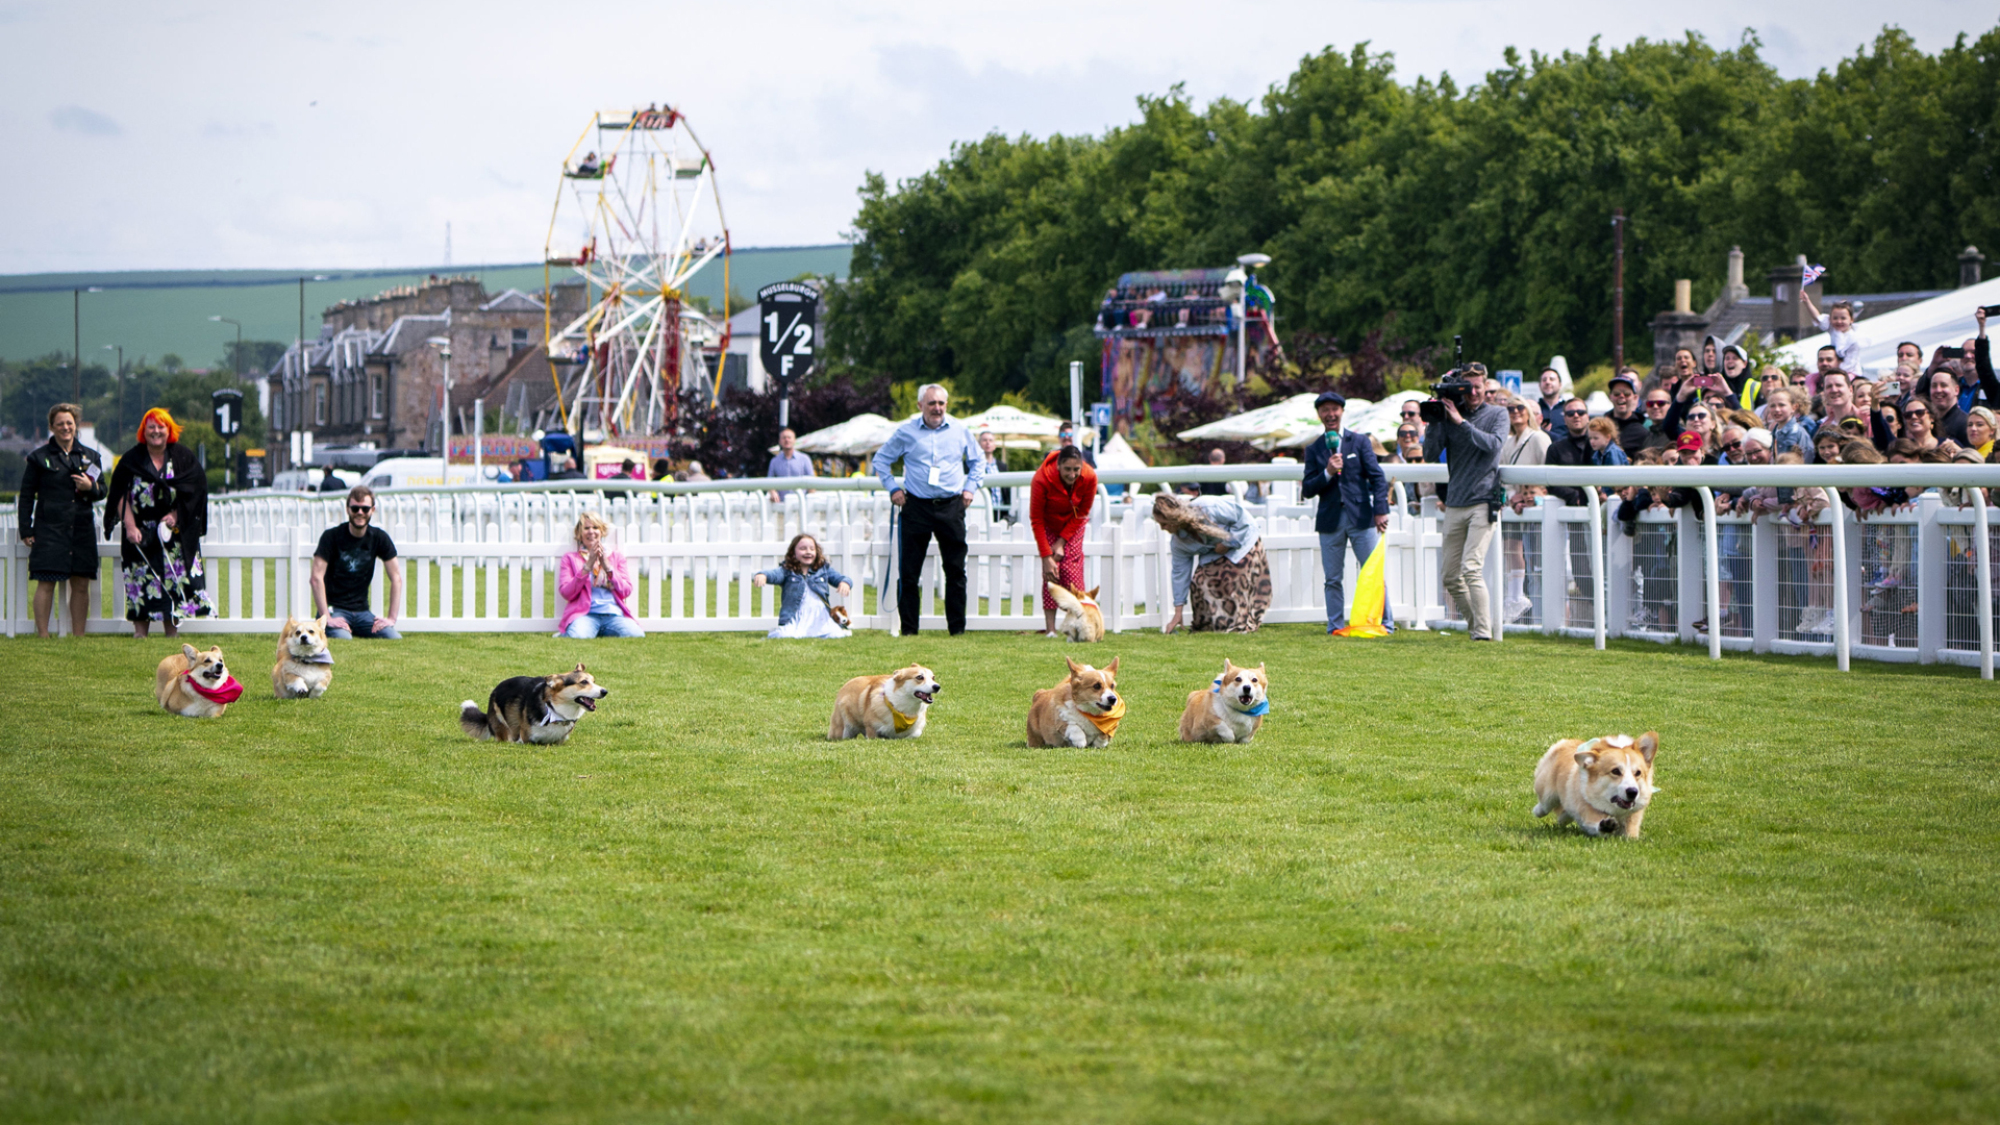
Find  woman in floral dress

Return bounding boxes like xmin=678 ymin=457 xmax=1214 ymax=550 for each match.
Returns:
xmin=104 ymin=408 xmax=213 ymax=637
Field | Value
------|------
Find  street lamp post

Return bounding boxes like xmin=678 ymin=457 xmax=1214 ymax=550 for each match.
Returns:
xmin=210 ymin=315 xmax=243 ymax=376
xmin=72 ymin=286 xmax=102 ymax=401
xmin=101 ymin=344 xmax=123 ymax=437
xmin=427 ymin=336 xmax=453 ymax=455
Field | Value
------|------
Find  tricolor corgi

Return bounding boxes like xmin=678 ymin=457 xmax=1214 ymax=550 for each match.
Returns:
xmin=829 ymin=664 xmax=939 ymax=740
xmin=1178 ymin=659 xmax=1268 ymax=743
xmin=1533 ymin=731 xmax=1660 ymax=838
xmin=1027 ymin=656 xmax=1123 ymax=748
xmin=460 ymin=664 xmax=609 ymax=744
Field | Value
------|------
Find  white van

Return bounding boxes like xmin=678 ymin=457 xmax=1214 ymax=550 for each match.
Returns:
xmin=361 ymin=458 xmax=508 ymax=491
xmin=269 ymin=467 xmax=326 ymax=492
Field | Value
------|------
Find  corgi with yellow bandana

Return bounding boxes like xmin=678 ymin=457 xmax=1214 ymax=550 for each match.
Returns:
xmin=1027 ymin=656 xmax=1123 ymax=749
xmin=829 ymin=664 xmax=939 ymax=740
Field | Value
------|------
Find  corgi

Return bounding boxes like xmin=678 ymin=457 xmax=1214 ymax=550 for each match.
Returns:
xmin=1045 ymin=582 xmax=1105 ymax=643
xmin=829 ymin=664 xmax=939 ymax=739
xmin=271 ymin=614 xmax=334 ymax=699
xmin=1178 ymin=659 xmax=1269 ymax=743
xmin=1026 ymin=656 xmax=1123 ymax=748
xmin=156 ymin=643 xmax=242 ymax=718
xmin=1533 ymin=731 xmax=1660 ymax=838
xmin=829 ymin=605 xmax=852 ymax=629
xmin=459 ymin=663 xmax=609 ymax=744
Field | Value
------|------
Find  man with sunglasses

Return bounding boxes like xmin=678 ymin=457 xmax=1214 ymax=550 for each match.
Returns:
xmin=1604 ymin=371 xmax=1651 ymax=457
xmin=312 ymin=484 xmax=405 ymax=639
xmin=1398 ymin=400 xmax=1425 ymax=442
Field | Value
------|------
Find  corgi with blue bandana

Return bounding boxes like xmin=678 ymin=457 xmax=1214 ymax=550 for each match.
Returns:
xmin=1177 ymin=659 xmax=1268 ymax=743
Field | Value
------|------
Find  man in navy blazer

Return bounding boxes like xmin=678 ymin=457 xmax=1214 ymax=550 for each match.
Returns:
xmin=1302 ymin=390 xmax=1393 ymax=632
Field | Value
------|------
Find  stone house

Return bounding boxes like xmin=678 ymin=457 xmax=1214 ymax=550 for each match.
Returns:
xmin=266 ymin=275 xmax=585 ymax=468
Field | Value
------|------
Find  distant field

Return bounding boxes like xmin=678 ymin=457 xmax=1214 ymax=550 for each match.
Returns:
xmin=2 ymin=626 xmax=1995 ymax=1122
xmin=0 ymin=244 xmax=851 ymax=369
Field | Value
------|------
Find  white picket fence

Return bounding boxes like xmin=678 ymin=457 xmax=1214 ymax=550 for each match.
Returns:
xmin=5 ymin=464 xmax=1995 ymax=678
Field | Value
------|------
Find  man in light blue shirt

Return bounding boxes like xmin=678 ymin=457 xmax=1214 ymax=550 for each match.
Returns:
xmin=766 ymin=427 xmax=816 ymax=501
xmin=872 ymin=383 xmax=985 ymax=634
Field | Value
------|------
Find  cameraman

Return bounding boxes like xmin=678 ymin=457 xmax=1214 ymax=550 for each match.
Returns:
xmin=1421 ymin=362 xmax=1509 ymax=640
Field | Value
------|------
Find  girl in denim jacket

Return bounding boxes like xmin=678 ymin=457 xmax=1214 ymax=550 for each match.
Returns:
xmin=753 ymin=533 xmax=853 ymax=638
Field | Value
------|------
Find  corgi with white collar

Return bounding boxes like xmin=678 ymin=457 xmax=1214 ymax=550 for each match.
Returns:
xmin=1533 ymin=731 xmax=1660 ymax=838
xmin=272 ymin=614 xmax=334 ymax=699
xmin=1044 ymin=582 xmax=1105 ymax=643
xmin=1178 ymin=659 xmax=1268 ymax=743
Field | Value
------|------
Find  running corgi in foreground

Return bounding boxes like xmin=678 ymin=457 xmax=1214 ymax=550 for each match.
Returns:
xmin=157 ymin=643 xmax=243 ymax=718
xmin=1026 ymin=656 xmax=1123 ymax=749
xmin=1044 ymin=582 xmax=1105 ymax=643
xmin=1533 ymin=731 xmax=1660 ymax=838
xmin=829 ymin=664 xmax=940 ymax=739
xmin=272 ymin=614 xmax=334 ymax=699
xmin=1178 ymin=659 xmax=1268 ymax=743
xmin=459 ymin=664 xmax=609 ymax=744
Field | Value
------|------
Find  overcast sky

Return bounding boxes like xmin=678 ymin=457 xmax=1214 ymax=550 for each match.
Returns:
xmin=4 ymin=1 xmax=1992 ymax=275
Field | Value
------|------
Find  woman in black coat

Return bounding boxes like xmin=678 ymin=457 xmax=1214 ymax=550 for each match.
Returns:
xmin=17 ymin=402 xmax=107 ymax=637
xmin=104 ymin=408 xmax=213 ymax=638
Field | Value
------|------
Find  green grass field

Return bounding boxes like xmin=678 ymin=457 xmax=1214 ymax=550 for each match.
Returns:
xmin=4 ymin=627 xmax=1996 ymax=1122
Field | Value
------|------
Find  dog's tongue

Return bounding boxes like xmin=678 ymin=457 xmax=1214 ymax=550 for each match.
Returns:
xmin=578 ymin=696 xmax=597 ymax=711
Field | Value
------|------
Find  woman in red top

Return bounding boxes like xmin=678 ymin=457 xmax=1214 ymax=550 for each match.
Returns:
xmin=1030 ymin=444 xmax=1097 ymax=635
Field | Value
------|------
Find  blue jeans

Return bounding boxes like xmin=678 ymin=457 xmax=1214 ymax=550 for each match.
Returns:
xmin=1320 ymin=524 xmax=1392 ymax=631
xmin=327 ymin=609 xmax=401 ymax=639
xmin=563 ymin=612 xmax=645 ymax=638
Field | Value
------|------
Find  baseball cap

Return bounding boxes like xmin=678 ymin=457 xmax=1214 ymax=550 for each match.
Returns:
xmin=1609 ymin=371 xmax=1639 ymax=391
xmin=1676 ymin=432 xmax=1705 ymax=452
xmin=1315 ymin=390 xmax=1346 ymax=407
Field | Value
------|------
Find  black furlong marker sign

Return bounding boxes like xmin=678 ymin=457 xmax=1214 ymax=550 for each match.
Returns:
xmin=758 ymin=281 xmax=818 ymax=426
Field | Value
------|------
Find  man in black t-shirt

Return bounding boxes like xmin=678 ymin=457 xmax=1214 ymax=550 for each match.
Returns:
xmin=312 ymin=484 xmax=404 ymax=639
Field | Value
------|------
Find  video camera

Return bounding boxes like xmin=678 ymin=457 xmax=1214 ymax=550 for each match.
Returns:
xmin=1418 ymin=336 xmax=1481 ymax=425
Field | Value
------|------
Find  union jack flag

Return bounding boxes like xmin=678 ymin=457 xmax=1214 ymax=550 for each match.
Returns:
xmin=1801 ymin=262 xmax=1828 ymax=288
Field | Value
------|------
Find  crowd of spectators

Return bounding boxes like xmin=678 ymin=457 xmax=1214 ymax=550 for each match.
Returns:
xmin=1375 ymin=304 xmax=1998 ymax=637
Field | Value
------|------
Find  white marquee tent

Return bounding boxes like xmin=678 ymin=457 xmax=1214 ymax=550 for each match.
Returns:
xmin=1775 ymin=277 xmax=2000 ymax=375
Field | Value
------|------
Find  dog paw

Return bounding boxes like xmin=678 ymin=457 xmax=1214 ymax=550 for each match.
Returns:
xmin=1597 ymin=818 xmax=1622 ymax=836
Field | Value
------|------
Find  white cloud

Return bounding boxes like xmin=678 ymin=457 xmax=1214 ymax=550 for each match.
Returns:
xmin=0 ymin=0 xmax=1991 ymax=271
xmin=49 ymin=104 xmax=120 ymax=136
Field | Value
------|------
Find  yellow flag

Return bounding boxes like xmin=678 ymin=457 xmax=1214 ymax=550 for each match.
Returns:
xmin=1333 ymin=535 xmax=1391 ymax=638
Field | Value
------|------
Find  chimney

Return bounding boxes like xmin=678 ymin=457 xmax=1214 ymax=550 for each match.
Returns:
xmin=1960 ymin=245 xmax=1986 ymax=289
xmin=1768 ymin=254 xmax=1820 ymax=341
xmin=1673 ymin=279 xmax=1692 ymax=314
xmin=1724 ymin=246 xmax=1748 ymax=302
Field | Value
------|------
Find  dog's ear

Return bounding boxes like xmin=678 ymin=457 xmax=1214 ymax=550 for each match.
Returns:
xmin=1065 ymin=655 xmax=1083 ymax=676
xmin=573 ymin=663 xmax=587 ymax=674
xmin=1219 ymin=658 xmax=1235 ymax=675
xmin=315 ymin=613 xmax=329 ymax=629
xmin=1636 ymin=731 xmax=1658 ymax=764
xmin=182 ymin=643 xmax=199 ymax=660
xmin=1086 ymin=586 xmax=1099 ymax=600
xmin=1104 ymin=656 xmax=1119 ymax=676
xmin=1573 ymin=749 xmax=1598 ymax=769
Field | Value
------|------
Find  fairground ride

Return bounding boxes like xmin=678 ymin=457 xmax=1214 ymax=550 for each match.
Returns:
xmin=543 ymin=104 xmax=731 ymax=440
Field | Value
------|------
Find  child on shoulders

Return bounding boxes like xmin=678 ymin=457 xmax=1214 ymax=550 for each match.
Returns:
xmin=753 ymin=533 xmax=853 ymax=639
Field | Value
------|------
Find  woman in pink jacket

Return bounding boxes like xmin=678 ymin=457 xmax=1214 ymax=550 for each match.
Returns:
xmin=557 ymin=512 xmax=644 ymax=637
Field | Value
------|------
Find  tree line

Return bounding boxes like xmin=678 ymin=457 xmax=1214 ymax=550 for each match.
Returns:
xmin=826 ymin=26 xmax=2000 ymax=412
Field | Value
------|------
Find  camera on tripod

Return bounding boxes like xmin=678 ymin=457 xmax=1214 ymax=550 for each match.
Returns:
xmin=1418 ymin=335 xmax=1480 ymax=425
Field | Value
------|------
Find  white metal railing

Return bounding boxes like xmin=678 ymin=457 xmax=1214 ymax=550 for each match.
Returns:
xmin=6 ymin=464 xmax=1995 ymax=678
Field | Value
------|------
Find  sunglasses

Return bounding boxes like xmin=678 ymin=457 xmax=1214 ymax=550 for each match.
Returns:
xmin=1686 ymin=412 xmax=1711 ymax=420
xmin=1905 ymin=407 xmax=1930 ymax=417
xmin=348 ymin=504 xmax=373 ymax=513
xmin=1721 ymin=440 xmax=1742 ymax=451
xmin=1645 ymin=399 xmax=1670 ymax=408
xmin=1506 ymin=404 xmax=1527 ymax=412
xmin=1401 ymin=408 xmax=1420 ymax=416
xmin=1397 ymin=431 xmax=1419 ymax=440
xmin=1563 ymin=410 xmax=1588 ymax=418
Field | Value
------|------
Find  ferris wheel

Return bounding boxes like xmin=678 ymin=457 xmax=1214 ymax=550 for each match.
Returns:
xmin=543 ymin=104 xmax=731 ymax=439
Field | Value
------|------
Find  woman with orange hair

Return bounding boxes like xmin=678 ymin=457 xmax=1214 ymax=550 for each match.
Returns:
xmin=104 ymin=408 xmax=213 ymax=636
